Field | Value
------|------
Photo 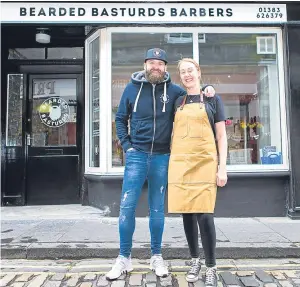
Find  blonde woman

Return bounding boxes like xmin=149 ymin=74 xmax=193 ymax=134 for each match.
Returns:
xmin=168 ymin=58 xmax=228 ymax=286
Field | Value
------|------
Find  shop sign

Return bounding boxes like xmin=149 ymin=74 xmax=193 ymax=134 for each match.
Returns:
xmin=1 ymin=3 xmax=287 ymax=23
xmin=39 ymin=97 xmax=70 ymax=128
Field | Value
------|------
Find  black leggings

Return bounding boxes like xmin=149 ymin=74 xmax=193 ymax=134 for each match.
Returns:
xmin=182 ymin=213 xmax=216 ymax=267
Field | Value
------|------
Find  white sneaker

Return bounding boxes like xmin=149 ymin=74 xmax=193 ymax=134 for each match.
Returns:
xmin=106 ymin=255 xmax=133 ymax=280
xmin=185 ymin=258 xmax=202 ymax=282
xmin=150 ymin=254 xmax=169 ymax=277
xmin=205 ymin=267 xmax=218 ymax=287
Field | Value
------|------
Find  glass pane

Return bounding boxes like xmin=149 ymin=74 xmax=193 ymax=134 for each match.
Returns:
xmin=6 ymin=74 xmax=23 ymax=146
xmin=8 ymin=48 xmax=45 ymax=59
xmin=31 ymin=78 xmax=77 ymax=146
xmin=199 ymin=33 xmax=282 ymax=165
xmin=89 ymin=37 xmax=100 ymax=167
xmin=111 ymin=33 xmax=192 ymax=167
xmin=47 ymin=47 xmax=83 ymax=59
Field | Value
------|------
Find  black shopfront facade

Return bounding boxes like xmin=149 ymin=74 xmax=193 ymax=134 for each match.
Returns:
xmin=1 ymin=1 xmax=300 ymax=219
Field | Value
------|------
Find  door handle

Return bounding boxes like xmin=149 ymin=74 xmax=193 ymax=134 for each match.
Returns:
xmin=26 ymin=134 xmax=32 ymax=146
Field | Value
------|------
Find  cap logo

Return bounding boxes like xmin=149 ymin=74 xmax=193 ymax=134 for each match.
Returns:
xmin=153 ymin=49 xmax=161 ymax=57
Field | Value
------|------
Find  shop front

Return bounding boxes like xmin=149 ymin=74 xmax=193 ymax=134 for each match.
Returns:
xmin=1 ymin=1 xmax=300 ymax=218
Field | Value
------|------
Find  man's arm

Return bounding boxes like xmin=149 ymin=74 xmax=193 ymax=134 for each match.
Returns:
xmin=115 ymin=85 xmax=133 ymax=152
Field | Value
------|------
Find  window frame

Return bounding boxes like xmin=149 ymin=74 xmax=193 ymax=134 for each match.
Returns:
xmin=84 ymin=26 xmax=289 ymax=175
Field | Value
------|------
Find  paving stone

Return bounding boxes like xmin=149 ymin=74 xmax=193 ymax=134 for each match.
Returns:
xmin=145 ymin=284 xmax=156 ymax=287
xmin=239 ymin=276 xmax=260 ymax=287
xmin=194 ymin=279 xmax=205 ymax=286
xmin=111 ymin=280 xmax=125 ymax=287
xmin=145 ymin=273 xmax=157 ymax=283
xmin=43 ymin=282 xmax=62 ymax=287
xmin=15 ymin=273 xmax=33 ymax=282
xmin=51 ymin=274 xmax=66 ymax=281
xmin=255 ymin=271 xmax=274 ymax=283
xmin=271 ymin=271 xmax=286 ymax=280
xmin=264 ymin=284 xmax=277 ymax=287
xmin=175 ymin=275 xmax=189 ymax=287
xmin=65 ymin=275 xmax=79 ymax=287
xmin=84 ymin=274 xmax=97 ymax=281
xmin=236 ymin=271 xmax=254 ymax=277
xmin=219 ymin=272 xmax=241 ymax=286
xmin=27 ymin=274 xmax=48 ymax=287
xmin=79 ymin=283 xmax=93 ymax=287
xmin=0 ymin=274 xmax=17 ymax=286
xmin=278 ymin=281 xmax=294 ymax=287
xmin=11 ymin=283 xmax=26 ymax=287
xmin=284 ymin=271 xmax=298 ymax=279
xmin=129 ymin=274 xmax=143 ymax=286
xmin=292 ymin=279 xmax=300 ymax=285
xmin=160 ymin=275 xmax=173 ymax=287
xmin=96 ymin=276 xmax=109 ymax=287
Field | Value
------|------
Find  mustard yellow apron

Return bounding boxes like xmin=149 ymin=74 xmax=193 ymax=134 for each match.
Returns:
xmin=168 ymin=94 xmax=218 ymax=213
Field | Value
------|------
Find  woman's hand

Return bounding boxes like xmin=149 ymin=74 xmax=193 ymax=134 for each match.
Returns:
xmin=204 ymin=85 xmax=215 ymax=98
xmin=217 ymin=166 xmax=227 ymax=187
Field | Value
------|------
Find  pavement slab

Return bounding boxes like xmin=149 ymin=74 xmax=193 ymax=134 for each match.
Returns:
xmin=1 ymin=206 xmax=300 ymax=260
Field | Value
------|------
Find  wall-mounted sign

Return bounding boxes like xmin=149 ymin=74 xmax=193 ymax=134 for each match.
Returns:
xmin=39 ymin=97 xmax=70 ymax=128
xmin=1 ymin=3 xmax=287 ymax=23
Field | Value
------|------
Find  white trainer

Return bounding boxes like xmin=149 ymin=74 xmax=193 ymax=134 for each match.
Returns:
xmin=150 ymin=254 xmax=169 ymax=277
xmin=106 ymin=255 xmax=133 ymax=280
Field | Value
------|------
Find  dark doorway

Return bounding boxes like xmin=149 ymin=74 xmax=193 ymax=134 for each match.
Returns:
xmin=2 ymin=24 xmax=87 ymax=206
xmin=5 ymin=72 xmax=83 ymax=205
xmin=26 ymin=74 xmax=81 ymax=204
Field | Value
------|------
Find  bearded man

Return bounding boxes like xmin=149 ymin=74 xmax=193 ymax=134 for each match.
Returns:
xmin=106 ymin=48 xmax=215 ymax=280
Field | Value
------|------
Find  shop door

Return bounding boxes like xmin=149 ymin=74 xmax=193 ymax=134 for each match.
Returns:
xmin=26 ymin=74 xmax=80 ymax=204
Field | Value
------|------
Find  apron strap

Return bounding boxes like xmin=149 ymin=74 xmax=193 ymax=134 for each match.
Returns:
xmin=199 ymin=91 xmax=204 ymax=109
xmin=179 ymin=95 xmax=187 ymax=110
xmin=180 ymin=92 xmax=204 ymax=110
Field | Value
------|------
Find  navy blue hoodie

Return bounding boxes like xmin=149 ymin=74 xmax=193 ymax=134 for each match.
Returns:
xmin=115 ymin=71 xmax=186 ymax=154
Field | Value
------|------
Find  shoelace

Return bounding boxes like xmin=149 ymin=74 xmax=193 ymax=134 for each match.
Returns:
xmin=152 ymin=256 xmax=165 ymax=269
xmin=205 ymin=267 xmax=217 ymax=286
xmin=188 ymin=259 xmax=201 ymax=275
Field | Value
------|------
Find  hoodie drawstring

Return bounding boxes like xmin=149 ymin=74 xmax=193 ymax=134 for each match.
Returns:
xmin=162 ymin=82 xmax=167 ymax=113
xmin=133 ymin=82 xmax=167 ymax=113
xmin=133 ymin=82 xmax=143 ymax=112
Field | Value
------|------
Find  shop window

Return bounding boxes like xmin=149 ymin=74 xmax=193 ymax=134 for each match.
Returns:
xmin=88 ymin=37 xmax=100 ymax=167
xmin=6 ymin=74 xmax=23 ymax=146
xmin=110 ymin=32 xmax=193 ymax=167
xmin=199 ymin=33 xmax=282 ymax=166
xmin=85 ymin=28 xmax=287 ymax=173
xmin=47 ymin=47 xmax=83 ymax=59
xmin=8 ymin=48 xmax=45 ymax=59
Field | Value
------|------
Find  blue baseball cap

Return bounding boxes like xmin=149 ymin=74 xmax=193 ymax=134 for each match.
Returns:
xmin=144 ymin=48 xmax=168 ymax=64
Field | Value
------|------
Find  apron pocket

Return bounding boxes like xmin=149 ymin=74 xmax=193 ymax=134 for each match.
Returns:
xmin=188 ymin=117 xmax=203 ymax=138
xmin=168 ymin=154 xmax=188 ymax=184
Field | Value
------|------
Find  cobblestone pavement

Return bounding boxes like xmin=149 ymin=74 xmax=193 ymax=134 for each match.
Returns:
xmin=1 ymin=259 xmax=300 ymax=287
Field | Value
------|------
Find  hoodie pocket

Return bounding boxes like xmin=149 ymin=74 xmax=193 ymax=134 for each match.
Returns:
xmin=130 ymin=121 xmax=141 ymax=137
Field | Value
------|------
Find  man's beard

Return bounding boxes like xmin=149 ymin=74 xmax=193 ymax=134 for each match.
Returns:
xmin=145 ymin=69 xmax=165 ymax=84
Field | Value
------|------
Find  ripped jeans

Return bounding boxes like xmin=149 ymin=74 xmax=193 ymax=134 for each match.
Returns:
xmin=119 ymin=149 xmax=170 ymax=258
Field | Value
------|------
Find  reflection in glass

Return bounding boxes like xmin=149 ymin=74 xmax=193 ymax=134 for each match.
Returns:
xmin=6 ymin=74 xmax=23 ymax=146
xmin=47 ymin=47 xmax=84 ymax=59
xmin=89 ymin=37 xmax=100 ymax=167
xmin=8 ymin=48 xmax=45 ymax=60
xmin=31 ymin=78 xmax=77 ymax=147
xmin=111 ymin=33 xmax=193 ymax=167
xmin=199 ymin=33 xmax=281 ymax=165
